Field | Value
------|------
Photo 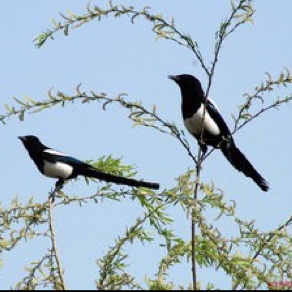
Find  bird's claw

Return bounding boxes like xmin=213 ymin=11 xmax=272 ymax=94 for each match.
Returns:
xmin=49 ymin=179 xmax=65 ymax=202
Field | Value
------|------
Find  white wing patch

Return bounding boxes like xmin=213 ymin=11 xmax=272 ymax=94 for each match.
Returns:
xmin=43 ymin=148 xmax=73 ymax=179
xmin=184 ymin=104 xmax=221 ymax=136
xmin=44 ymin=149 xmax=66 ymax=156
xmin=43 ymin=160 xmax=73 ymax=179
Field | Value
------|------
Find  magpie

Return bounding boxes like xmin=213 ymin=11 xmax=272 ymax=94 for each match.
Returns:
xmin=18 ymin=135 xmax=160 ymax=190
xmin=168 ymin=74 xmax=269 ymax=192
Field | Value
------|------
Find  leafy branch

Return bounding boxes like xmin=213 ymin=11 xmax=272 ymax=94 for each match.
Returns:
xmin=234 ymin=215 xmax=292 ymax=289
xmin=14 ymin=254 xmax=52 ymax=290
xmin=1 ymin=86 xmax=196 ymax=163
xmin=34 ymin=1 xmax=255 ymax=80
xmin=34 ymin=2 xmax=209 ymax=75
xmin=0 ymin=198 xmax=48 ymax=252
xmin=233 ymin=69 xmax=292 ymax=133
xmin=96 ymin=205 xmax=166 ymax=290
xmin=209 ymin=0 xmax=254 ymax=84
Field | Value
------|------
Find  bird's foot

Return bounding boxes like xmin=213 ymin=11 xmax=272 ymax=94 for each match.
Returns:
xmin=49 ymin=179 xmax=65 ymax=202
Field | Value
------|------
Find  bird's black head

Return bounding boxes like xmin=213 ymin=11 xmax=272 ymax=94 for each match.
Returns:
xmin=18 ymin=135 xmax=45 ymax=151
xmin=18 ymin=135 xmax=40 ymax=144
xmin=168 ymin=74 xmax=205 ymax=97
xmin=18 ymin=136 xmax=48 ymax=172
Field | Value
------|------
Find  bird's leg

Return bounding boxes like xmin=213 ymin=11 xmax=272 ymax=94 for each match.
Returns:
xmin=196 ymin=142 xmax=208 ymax=172
xmin=55 ymin=178 xmax=65 ymax=192
xmin=198 ymin=141 xmax=208 ymax=159
xmin=49 ymin=179 xmax=65 ymax=202
xmin=200 ymin=144 xmax=208 ymax=160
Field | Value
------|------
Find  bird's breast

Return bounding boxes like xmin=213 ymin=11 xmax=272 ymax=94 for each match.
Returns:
xmin=184 ymin=105 xmax=221 ymax=137
xmin=43 ymin=160 xmax=73 ymax=179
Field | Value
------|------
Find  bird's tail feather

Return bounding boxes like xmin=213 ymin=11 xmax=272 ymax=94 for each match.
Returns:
xmin=79 ymin=167 xmax=160 ymax=190
xmin=221 ymin=141 xmax=269 ymax=192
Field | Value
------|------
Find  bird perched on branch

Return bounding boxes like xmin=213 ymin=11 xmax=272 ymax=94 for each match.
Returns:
xmin=18 ymin=135 xmax=160 ymax=192
xmin=168 ymin=74 xmax=269 ymax=192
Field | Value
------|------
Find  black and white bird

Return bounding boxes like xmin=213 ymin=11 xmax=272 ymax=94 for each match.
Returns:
xmin=168 ymin=74 xmax=269 ymax=192
xmin=18 ymin=135 xmax=160 ymax=190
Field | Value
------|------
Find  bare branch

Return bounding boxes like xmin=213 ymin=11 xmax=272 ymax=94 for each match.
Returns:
xmin=48 ymin=198 xmax=67 ymax=290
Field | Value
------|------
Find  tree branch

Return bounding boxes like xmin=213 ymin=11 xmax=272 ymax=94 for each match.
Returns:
xmin=48 ymin=198 xmax=67 ymax=290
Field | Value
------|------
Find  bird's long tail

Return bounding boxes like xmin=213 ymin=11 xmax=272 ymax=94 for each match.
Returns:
xmin=221 ymin=140 xmax=269 ymax=192
xmin=79 ymin=167 xmax=160 ymax=190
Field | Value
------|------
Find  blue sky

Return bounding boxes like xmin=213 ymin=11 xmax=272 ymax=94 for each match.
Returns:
xmin=1 ymin=0 xmax=291 ymax=289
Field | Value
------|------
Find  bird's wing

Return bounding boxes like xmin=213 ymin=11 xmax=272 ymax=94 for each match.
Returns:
xmin=206 ymin=98 xmax=231 ymax=137
xmin=42 ymin=149 xmax=90 ymax=168
xmin=42 ymin=149 xmax=160 ymax=190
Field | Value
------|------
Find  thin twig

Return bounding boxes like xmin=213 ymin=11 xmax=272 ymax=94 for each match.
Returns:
xmin=233 ymin=96 xmax=292 ymax=134
xmin=252 ymin=215 xmax=292 ymax=260
xmin=48 ymin=197 xmax=67 ymax=290
xmin=233 ymin=215 xmax=292 ymax=290
xmin=191 ymin=153 xmax=202 ymax=291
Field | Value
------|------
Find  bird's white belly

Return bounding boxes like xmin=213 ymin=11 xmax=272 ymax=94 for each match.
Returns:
xmin=184 ymin=105 xmax=220 ymax=136
xmin=43 ymin=161 xmax=73 ymax=179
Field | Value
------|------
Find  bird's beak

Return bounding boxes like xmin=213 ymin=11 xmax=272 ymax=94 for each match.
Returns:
xmin=18 ymin=136 xmax=25 ymax=142
xmin=168 ymin=75 xmax=179 ymax=83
